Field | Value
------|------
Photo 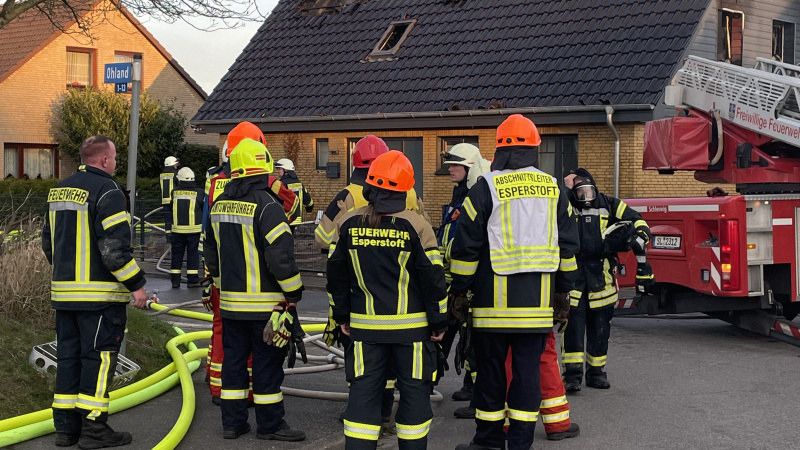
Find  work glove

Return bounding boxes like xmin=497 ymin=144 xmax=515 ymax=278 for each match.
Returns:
xmin=636 ymin=261 xmax=656 ymax=287
xmin=454 ymin=321 xmax=472 ymax=376
xmin=264 ymin=302 xmax=292 ymax=347
xmin=287 ymin=307 xmax=308 ymax=369
xmin=323 ymin=306 xmax=342 ymax=348
xmin=450 ymin=293 xmax=471 ymax=324
xmin=200 ymin=277 xmax=213 ymax=312
xmin=553 ymin=292 xmax=570 ymax=333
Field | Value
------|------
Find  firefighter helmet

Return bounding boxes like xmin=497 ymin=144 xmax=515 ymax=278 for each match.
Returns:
xmin=275 ymin=158 xmax=295 ymax=171
xmin=366 ymin=150 xmax=415 ymax=192
xmin=229 ymin=138 xmax=273 ymax=177
xmin=353 ymin=135 xmax=389 ymax=168
xmin=602 ymin=221 xmax=634 ymax=253
xmin=177 ymin=167 xmax=195 ymax=182
xmin=467 ymin=158 xmax=492 ymax=189
xmin=221 ymin=140 xmax=229 ymax=163
xmin=228 ymin=121 xmax=266 ymax=152
xmin=571 ymin=168 xmax=596 ymax=204
xmin=443 ymin=143 xmax=481 ymax=168
xmin=164 ymin=156 xmax=179 ymax=167
xmin=496 ymin=114 xmax=542 ymax=148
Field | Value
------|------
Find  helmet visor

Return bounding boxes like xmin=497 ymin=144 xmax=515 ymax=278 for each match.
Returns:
xmin=574 ymin=184 xmax=596 ymax=202
xmin=441 ymin=151 xmax=467 ymax=165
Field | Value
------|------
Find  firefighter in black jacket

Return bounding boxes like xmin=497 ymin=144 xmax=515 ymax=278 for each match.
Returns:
xmin=451 ymin=115 xmax=580 ymax=450
xmin=275 ymin=158 xmax=314 ymax=230
xmin=327 ymin=150 xmax=448 ymax=450
xmin=204 ymin=138 xmax=306 ymax=442
xmin=42 ymin=135 xmax=149 ymax=449
xmin=169 ymin=167 xmax=203 ymax=288
xmin=160 ymin=156 xmax=179 ymax=233
xmin=561 ymin=168 xmax=652 ymax=392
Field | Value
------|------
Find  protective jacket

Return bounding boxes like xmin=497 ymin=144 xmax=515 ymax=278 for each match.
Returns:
xmin=280 ymin=171 xmax=313 ymax=226
xmin=437 ymin=180 xmax=469 ymax=284
xmin=170 ymin=180 xmax=203 ymax=234
xmin=42 ymin=165 xmax=145 ymax=310
xmin=449 ymin=149 xmax=579 ymax=333
xmin=160 ymin=166 xmax=178 ymax=205
xmin=328 ymin=206 xmax=448 ymax=344
xmin=204 ymin=175 xmax=303 ymax=321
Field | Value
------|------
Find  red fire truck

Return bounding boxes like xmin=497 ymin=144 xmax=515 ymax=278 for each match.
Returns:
xmin=616 ymin=55 xmax=800 ymax=344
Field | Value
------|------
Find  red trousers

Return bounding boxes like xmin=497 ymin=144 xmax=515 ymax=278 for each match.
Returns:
xmin=504 ymin=331 xmax=571 ymax=434
xmin=206 ymin=286 xmax=253 ymax=400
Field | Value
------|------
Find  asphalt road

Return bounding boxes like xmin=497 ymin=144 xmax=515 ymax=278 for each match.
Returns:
xmin=10 ymin=270 xmax=800 ymax=450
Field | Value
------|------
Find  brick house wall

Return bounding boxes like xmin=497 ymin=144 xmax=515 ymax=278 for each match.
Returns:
xmin=0 ymin=2 xmax=218 ymax=179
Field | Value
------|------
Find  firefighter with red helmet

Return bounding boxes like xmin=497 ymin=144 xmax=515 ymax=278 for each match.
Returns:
xmin=561 ymin=168 xmax=653 ymax=393
xmin=327 ymin=150 xmax=448 ymax=450
xmin=451 ymin=115 xmax=580 ymax=450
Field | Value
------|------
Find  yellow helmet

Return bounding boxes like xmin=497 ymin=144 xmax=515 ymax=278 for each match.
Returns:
xmin=229 ymin=138 xmax=273 ymax=178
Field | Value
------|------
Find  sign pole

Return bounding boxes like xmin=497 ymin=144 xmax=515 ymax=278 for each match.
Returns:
xmin=126 ymin=54 xmax=142 ymax=235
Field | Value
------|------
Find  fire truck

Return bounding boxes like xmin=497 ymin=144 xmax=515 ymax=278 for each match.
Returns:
xmin=616 ymin=55 xmax=800 ymax=345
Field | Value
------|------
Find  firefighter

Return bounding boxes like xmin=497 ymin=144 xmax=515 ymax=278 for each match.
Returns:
xmin=204 ymin=138 xmax=306 ymax=441
xmin=201 ymin=122 xmax=300 ymax=404
xmin=327 ymin=150 xmax=448 ymax=450
xmin=169 ymin=167 xmax=203 ymax=288
xmin=276 ymin=158 xmax=314 ymax=231
xmin=160 ymin=156 xmax=179 ymax=233
xmin=435 ymin=143 xmax=483 ymax=404
xmin=450 ymin=115 xmax=580 ymax=450
xmin=42 ymin=135 xmax=149 ymax=449
xmin=561 ymin=168 xmax=652 ymax=392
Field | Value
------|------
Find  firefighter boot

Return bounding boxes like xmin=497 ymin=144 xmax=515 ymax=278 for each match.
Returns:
xmin=586 ymin=369 xmax=610 ymax=389
xmin=257 ymin=422 xmax=305 ymax=441
xmin=452 ymin=372 xmax=474 ymax=401
xmin=563 ymin=377 xmax=581 ymax=394
xmin=77 ymin=419 xmax=132 ymax=450
xmin=54 ymin=411 xmax=81 ymax=447
xmin=454 ymin=405 xmax=476 ymax=419
xmin=546 ymin=423 xmax=581 ymax=441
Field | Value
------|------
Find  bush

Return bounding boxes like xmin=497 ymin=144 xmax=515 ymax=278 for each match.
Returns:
xmin=177 ymin=143 xmax=220 ymax=186
xmin=0 ymin=215 xmax=52 ymax=323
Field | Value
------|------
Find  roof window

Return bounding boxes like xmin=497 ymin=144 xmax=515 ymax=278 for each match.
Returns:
xmin=367 ymin=19 xmax=416 ymax=61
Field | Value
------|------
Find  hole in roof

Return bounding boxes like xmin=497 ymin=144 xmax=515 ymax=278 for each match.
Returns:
xmin=367 ymin=19 xmax=416 ymax=61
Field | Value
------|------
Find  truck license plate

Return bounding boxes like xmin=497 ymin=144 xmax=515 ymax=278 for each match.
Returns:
xmin=652 ymin=235 xmax=681 ymax=250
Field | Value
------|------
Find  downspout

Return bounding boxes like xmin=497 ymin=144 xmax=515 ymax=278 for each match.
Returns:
xmin=605 ymin=106 xmax=620 ymax=197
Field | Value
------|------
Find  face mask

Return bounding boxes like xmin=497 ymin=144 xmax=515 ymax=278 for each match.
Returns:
xmin=573 ymin=184 xmax=596 ymax=202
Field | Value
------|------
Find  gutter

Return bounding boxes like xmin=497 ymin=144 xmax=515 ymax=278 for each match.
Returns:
xmin=606 ymin=106 xmax=621 ymax=197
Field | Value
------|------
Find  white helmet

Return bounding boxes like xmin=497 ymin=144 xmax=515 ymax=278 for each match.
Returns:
xmin=177 ymin=167 xmax=195 ymax=182
xmin=275 ymin=158 xmax=295 ymax=171
xmin=442 ymin=143 xmax=481 ymax=168
xmin=467 ymin=158 xmax=492 ymax=189
xmin=164 ymin=156 xmax=179 ymax=167
xmin=221 ymin=141 xmax=229 ymax=163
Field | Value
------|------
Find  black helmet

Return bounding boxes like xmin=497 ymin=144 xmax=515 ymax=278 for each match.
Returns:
xmin=602 ymin=221 xmax=634 ymax=253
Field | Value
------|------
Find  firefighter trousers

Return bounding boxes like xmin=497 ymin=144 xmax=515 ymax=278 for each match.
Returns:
xmin=170 ymin=232 xmax=200 ymax=285
xmin=52 ymin=304 xmax=127 ymax=434
xmin=472 ymin=331 xmax=546 ymax=450
xmin=344 ymin=341 xmax=437 ymax=450
xmin=206 ymin=286 xmax=253 ymax=399
xmin=221 ymin=318 xmax=287 ymax=435
xmin=562 ymin=293 xmax=614 ymax=382
xmin=162 ymin=209 xmax=172 ymax=233
xmin=341 ymin=334 xmax=395 ymax=419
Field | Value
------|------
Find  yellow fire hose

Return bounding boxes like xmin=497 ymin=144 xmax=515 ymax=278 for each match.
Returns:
xmin=147 ymin=301 xmax=327 ymax=333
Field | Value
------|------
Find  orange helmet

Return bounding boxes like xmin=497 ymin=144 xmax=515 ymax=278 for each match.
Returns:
xmin=496 ymin=114 xmax=541 ymax=148
xmin=227 ymin=121 xmax=266 ymax=156
xmin=353 ymin=135 xmax=389 ymax=168
xmin=366 ymin=150 xmax=414 ymax=192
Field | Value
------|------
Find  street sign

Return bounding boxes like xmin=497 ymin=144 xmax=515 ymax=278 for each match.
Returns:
xmin=114 ymin=83 xmax=128 ymax=94
xmin=104 ymin=63 xmax=132 ymax=84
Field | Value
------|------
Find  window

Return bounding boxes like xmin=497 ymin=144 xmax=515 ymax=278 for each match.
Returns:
xmin=66 ymin=50 xmax=92 ymax=88
xmin=3 ymin=144 xmax=58 ymax=179
xmin=346 ymin=137 xmax=424 ymax=196
xmin=538 ymin=136 xmax=578 ymax=181
xmin=367 ymin=20 xmax=416 ymax=61
xmin=114 ymin=52 xmax=135 ymax=93
xmin=316 ymin=138 xmax=329 ymax=170
xmin=773 ymin=20 xmax=796 ymax=64
xmin=718 ymin=10 xmax=744 ymax=65
xmin=436 ymin=136 xmax=480 ymax=175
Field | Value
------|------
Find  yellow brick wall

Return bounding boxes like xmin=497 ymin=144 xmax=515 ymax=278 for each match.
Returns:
xmin=0 ymin=2 xmax=217 ymax=178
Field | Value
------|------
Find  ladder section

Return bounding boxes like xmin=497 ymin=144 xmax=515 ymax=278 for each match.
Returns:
xmin=671 ymin=56 xmax=800 ymax=146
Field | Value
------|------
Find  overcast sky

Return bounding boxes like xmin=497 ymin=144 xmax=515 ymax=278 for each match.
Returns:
xmin=136 ymin=0 xmax=279 ymax=95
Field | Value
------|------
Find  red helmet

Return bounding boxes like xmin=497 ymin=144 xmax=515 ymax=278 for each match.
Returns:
xmin=228 ymin=122 xmax=266 ymax=156
xmin=353 ymin=135 xmax=389 ymax=168
xmin=496 ymin=114 xmax=542 ymax=147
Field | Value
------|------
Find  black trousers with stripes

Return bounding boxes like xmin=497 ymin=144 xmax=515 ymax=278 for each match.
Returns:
xmin=170 ymin=232 xmax=200 ymax=284
xmin=341 ymin=334 xmax=396 ymax=419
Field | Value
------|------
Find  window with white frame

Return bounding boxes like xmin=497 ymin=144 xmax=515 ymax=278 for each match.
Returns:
xmin=66 ymin=50 xmax=92 ymax=88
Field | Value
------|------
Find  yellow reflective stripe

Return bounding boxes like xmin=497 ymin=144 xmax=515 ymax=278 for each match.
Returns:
xmin=569 ymin=290 xmax=581 ymax=307
xmin=173 ymin=224 xmax=202 ymax=233
xmin=221 ymin=389 xmax=249 ymax=399
xmin=494 ymin=273 xmax=507 ymax=309
xmin=51 ymin=281 xmax=127 ymax=291
xmin=327 ymin=243 xmax=337 ymax=259
xmin=425 ymin=249 xmax=443 ymax=266
xmin=508 ymin=408 xmax=539 ymax=422
xmin=476 ymin=409 xmax=506 ymax=421
xmin=501 ymin=199 xmax=512 ymax=249
xmin=396 ymin=419 xmax=432 ymax=440
xmin=385 ymin=379 xmax=396 ymax=389
xmin=277 ymin=273 xmax=303 ymax=292
xmin=350 ymin=249 xmax=375 ymax=314
xmin=412 ymin=342 xmax=423 ymax=379
xmin=111 ymin=259 xmax=141 ymax=282
xmin=210 ymin=377 xmax=222 ymax=387
xmin=219 ymin=300 xmax=284 ymax=313
xmin=397 ymin=251 xmax=410 ymax=314
xmin=77 ymin=393 xmax=108 ymax=419
xmin=50 ymin=291 xmax=130 ymax=302
xmin=562 ymin=352 xmax=584 ymax=364
xmin=540 ymin=272 xmax=551 ymax=309
xmin=315 ymin=224 xmax=335 ymax=244
xmin=634 ymin=219 xmax=648 ymax=232
xmin=253 ymin=392 xmax=283 ymax=404
xmin=472 ymin=316 xmax=553 ymax=329
xmin=170 ymin=269 xmax=182 ymax=274
xmin=350 ymin=312 xmax=428 ymax=330
xmin=52 ymin=394 xmax=77 ymax=409
xmin=266 ymin=222 xmax=292 ymax=244
xmin=541 ymin=395 xmax=568 ymax=409
xmin=343 ymin=420 xmax=381 ymax=441
xmin=462 ymin=198 xmax=477 ymax=221
xmin=587 ymin=353 xmax=607 ymax=367
xmin=101 ymin=211 xmax=128 ymax=230
xmin=210 ymin=362 xmax=222 ymax=371
xmin=616 ymin=202 xmax=627 ymax=219
xmin=243 ymin=225 xmax=260 ymax=293
xmin=437 ymin=297 xmax=447 ymax=314
xmin=49 ymin=210 xmax=56 ymax=256
xmin=354 ymin=341 xmax=364 ymax=377
xmin=542 ymin=410 xmax=570 ymax=423
xmin=451 ymin=259 xmax=478 ymax=276
xmin=559 ymin=256 xmax=577 ymax=272
xmin=187 ymin=270 xmax=198 ymax=275
xmin=76 ymin=210 xmax=90 ymax=282
xmin=589 ymin=295 xmax=618 ymax=309
xmin=219 ymin=291 xmax=285 ymax=301
xmin=472 ymin=307 xmax=552 ymax=318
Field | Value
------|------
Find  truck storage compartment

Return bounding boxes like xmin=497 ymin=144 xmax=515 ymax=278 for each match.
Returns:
xmin=643 ymin=117 xmax=710 ymax=171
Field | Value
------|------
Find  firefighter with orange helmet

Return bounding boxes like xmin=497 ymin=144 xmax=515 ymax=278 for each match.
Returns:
xmin=451 ymin=115 xmax=580 ymax=450
xmin=327 ymin=150 xmax=448 ymax=450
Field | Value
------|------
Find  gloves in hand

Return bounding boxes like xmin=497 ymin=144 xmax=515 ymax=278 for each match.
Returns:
xmin=287 ymin=307 xmax=307 ymax=369
xmin=450 ymin=293 xmax=470 ymax=324
xmin=636 ymin=261 xmax=656 ymax=287
xmin=553 ymin=292 xmax=570 ymax=323
xmin=201 ymin=277 xmax=213 ymax=312
xmin=323 ymin=306 xmax=342 ymax=348
xmin=454 ymin=321 xmax=472 ymax=375
xmin=264 ymin=302 xmax=292 ymax=347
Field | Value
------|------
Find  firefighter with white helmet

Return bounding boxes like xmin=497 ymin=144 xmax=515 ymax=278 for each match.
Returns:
xmin=160 ymin=156 xmax=179 ymax=233
xmin=169 ymin=167 xmax=203 ymax=288
xmin=276 ymin=158 xmax=314 ymax=230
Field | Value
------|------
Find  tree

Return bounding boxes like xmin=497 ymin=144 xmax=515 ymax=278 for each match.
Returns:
xmin=52 ymin=87 xmax=188 ymax=177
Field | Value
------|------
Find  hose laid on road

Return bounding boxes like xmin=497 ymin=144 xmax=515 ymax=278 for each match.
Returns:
xmin=147 ymin=301 xmax=327 ymax=333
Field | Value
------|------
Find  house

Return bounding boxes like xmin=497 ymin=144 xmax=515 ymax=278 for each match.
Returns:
xmin=191 ymin=0 xmax=800 ymax=223
xmin=0 ymin=0 xmax=217 ymax=180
